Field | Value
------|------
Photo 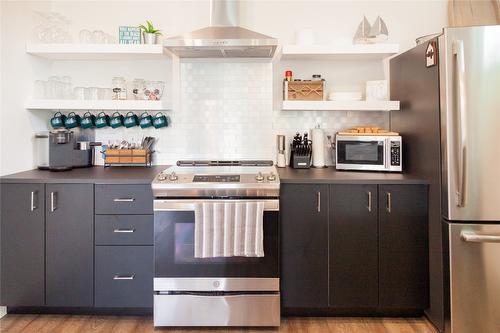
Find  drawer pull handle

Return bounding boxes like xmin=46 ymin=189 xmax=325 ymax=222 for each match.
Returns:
xmin=113 ymin=228 xmax=135 ymax=233
xmin=113 ymin=274 xmax=135 ymax=280
xmin=113 ymin=198 xmax=135 ymax=202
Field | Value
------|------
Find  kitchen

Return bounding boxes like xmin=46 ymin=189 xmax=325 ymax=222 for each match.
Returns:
xmin=1 ymin=0 xmax=499 ymax=332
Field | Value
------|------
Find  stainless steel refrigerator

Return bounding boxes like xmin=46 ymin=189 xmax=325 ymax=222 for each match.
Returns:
xmin=390 ymin=25 xmax=500 ymax=333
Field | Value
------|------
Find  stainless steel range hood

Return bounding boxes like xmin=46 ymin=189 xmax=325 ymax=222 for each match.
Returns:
xmin=163 ymin=0 xmax=277 ymax=58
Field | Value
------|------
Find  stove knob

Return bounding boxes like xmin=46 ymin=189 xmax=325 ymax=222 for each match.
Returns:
xmin=169 ymin=172 xmax=178 ymax=181
xmin=255 ymin=172 xmax=264 ymax=182
xmin=158 ymin=173 xmax=167 ymax=181
xmin=267 ymin=172 xmax=276 ymax=181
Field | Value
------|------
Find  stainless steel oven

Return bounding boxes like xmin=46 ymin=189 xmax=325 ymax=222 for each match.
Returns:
xmin=336 ymin=134 xmax=402 ymax=172
xmin=151 ymin=161 xmax=280 ymax=327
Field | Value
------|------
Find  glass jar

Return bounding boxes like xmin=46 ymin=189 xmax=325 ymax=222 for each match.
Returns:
xmin=111 ymin=77 xmax=127 ymax=100
xmin=131 ymin=78 xmax=145 ymax=100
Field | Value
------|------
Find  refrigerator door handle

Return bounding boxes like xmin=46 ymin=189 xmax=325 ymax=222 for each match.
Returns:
xmin=453 ymin=40 xmax=467 ymax=208
xmin=461 ymin=231 xmax=500 ymax=243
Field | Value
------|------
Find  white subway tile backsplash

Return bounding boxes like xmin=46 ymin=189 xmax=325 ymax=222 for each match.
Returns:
xmin=95 ymin=62 xmax=388 ymax=165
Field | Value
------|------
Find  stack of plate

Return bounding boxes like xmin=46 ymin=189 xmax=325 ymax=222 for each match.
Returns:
xmin=328 ymin=91 xmax=362 ymax=101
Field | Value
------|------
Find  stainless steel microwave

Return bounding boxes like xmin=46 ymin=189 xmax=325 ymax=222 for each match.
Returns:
xmin=335 ymin=135 xmax=402 ymax=172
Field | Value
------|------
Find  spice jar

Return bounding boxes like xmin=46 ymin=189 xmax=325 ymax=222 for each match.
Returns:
xmin=285 ymin=70 xmax=293 ymax=81
xmin=111 ymin=77 xmax=127 ymax=100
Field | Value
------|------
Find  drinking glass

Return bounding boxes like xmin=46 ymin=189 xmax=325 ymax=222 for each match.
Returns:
xmin=74 ymin=87 xmax=86 ymax=100
xmin=92 ymin=30 xmax=105 ymax=43
xmin=79 ymin=29 xmax=92 ymax=43
xmin=87 ymin=87 xmax=99 ymax=100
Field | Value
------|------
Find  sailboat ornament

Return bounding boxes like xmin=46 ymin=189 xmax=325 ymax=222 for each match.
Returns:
xmin=353 ymin=15 xmax=389 ymax=44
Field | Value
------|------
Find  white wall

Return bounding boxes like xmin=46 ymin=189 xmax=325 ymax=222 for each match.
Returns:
xmin=0 ymin=0 xmax=448 ymax=174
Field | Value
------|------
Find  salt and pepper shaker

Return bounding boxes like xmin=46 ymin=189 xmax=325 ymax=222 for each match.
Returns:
xmin=276 ymin=135 xmax=286 ymax=168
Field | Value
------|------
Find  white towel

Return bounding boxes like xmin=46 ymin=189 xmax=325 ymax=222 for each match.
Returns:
xmin=194 ymin=201 xmax=265 ymax=258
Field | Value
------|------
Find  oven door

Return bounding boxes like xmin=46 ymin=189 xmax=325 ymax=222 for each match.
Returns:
xmin=153 ymin=199 xmax=279 ymax=279
xmin=336 ymin=137 xmax=388 ymax=171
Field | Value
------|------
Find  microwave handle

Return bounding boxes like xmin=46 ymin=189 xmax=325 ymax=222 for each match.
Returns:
xmin=384 ymin=138 xmax=390 ymax=169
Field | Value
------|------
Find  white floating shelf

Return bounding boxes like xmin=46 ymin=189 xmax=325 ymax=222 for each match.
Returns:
xmin=281 ymin=44 xmax=400 ymax=60
xmin=26 ymin=43 xmax=168 ymax=60
xmin=25 ymin=99 xmax=170 ymax=111
xmin=282 ymin=100 xmax=400 ymax=111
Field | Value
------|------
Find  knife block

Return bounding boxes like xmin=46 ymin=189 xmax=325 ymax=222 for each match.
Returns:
xmin=289 ymin=144 xmax=312 ymax=169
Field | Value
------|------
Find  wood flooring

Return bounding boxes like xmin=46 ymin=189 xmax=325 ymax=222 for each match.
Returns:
xmin=0 ymin=315 xmax=438 ymax=333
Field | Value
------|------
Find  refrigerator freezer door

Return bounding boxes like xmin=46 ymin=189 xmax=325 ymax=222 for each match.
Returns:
xmin=449 ymin=223 xmax=500 ymax=333
xmin=440 ymin=25 xmax=500 ymax=220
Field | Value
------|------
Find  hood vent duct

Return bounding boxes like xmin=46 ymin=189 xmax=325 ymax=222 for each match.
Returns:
xmin=163 ymin=0 xmax=278 ymax=58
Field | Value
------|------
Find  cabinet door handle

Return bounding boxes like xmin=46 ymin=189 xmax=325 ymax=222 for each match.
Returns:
xmin=113 ymin=228 xmax=135 ymax=233
xmin=367 ymin=191 xmax=372 ymax=212
xmin=50 ymin=192 xmax=57 ymax=212
xmin=113 ymin=198 xmax=135 ymax=202
xmin=113 ymin=274 xmax=135 ymax=280
xmin=30 ymin=191 xmax=37 ymax=211
xmin=317 ymin=191 xmax=321 ymax=212
xmin=386 ymin=192 xmax=392 ymax=213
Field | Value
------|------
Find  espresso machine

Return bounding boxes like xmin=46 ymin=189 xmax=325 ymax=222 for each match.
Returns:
xmin=36 ymin=129 xmax=100 ymax=171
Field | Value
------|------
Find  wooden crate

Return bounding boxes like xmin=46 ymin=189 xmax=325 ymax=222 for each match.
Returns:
xmin=104 ymin=148 xmax=152 ymax=166
xmin=285 ymin=80 xmax=324 ymax=101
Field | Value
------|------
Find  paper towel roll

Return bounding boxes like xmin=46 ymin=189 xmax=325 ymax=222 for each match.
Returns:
xmin=312 ymin=127 xmax=325 ymax=168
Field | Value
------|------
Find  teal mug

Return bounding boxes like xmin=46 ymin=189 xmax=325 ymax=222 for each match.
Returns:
xmin=139 ymin=112 xmax=153 ymax=129
xmin=50 ymin=112 xmax=66 ymax=129
xmin=110 ymin=112 xmax=124 ymax=129
xmin=153 ymin=112 xmax=168 ymax=129
xmin=95 ymin=112 xmax=110 ymax=128
xmin=80 ymin=112 xmax=95 ymax=129
xmin=123 ymin=111 xmax=139 ymax=128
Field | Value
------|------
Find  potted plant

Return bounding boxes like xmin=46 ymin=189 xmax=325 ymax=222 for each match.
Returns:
xmin=139 ymin=20 xmax=162 ymax=44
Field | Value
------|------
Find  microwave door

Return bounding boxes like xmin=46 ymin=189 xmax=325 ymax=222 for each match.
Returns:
xmin=337 ymin=139 xmax=385 ymax=170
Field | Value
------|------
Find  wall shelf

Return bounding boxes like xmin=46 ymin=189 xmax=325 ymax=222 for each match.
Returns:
xmin=26 ymin=43 xmax=169 ymax=60
xmin=280 ymin=44 xmax=400 ymax=60
xmin=25 ymin=99 xmax=170 ymax=111
xmin=282 ymin=100 xmax=400 ymax=111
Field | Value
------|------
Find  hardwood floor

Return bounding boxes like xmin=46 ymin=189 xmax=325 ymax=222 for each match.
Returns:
xmin=0 ymin=315 xmax=437 ymax=333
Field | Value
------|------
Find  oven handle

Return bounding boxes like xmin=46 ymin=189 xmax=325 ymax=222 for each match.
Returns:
xmin=154 ymin=199 xmax=279 ymax=212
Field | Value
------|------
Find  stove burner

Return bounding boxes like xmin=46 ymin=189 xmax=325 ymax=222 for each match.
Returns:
xmin=193 ymin=175 xmax=241 ymax=183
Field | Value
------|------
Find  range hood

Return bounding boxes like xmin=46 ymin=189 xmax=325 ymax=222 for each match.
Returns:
xmin=163 ymin=0 xmax=277 ymax=58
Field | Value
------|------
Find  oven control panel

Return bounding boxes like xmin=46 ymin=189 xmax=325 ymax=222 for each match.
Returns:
xmin=193 ymin=175 xmax=240 ymax=182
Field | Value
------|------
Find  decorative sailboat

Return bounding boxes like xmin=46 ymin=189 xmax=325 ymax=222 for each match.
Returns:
xmin=353 ymin=15 xmax=389 ymax=44
xmin=368 ymin=16 xmax=389 ymax=43
xmin=353 ymin=16 xmax=372 ymax=44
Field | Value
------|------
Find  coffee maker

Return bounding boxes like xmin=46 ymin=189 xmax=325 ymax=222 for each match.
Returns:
xmin=36 ymin=129 xmax=100 ymax=171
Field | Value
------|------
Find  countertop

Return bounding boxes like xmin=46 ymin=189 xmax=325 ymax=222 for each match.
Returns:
xmin=277 ymin=167 xmax=429 ymax=184
xmin=0 ymin=166 xmax=169 ymax=184
xmin=1 ymin=165 xmax=428 ymax=185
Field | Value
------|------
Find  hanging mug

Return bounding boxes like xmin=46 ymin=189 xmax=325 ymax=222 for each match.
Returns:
xmin=123 ymin=111 xmax=139 ymax=128
xmin=110 ymin=112 xmax=124 ymax=129
xmin=64 ymin=112 xmax=81 ymax=129
xmin=95 ymin=112 xmax=110 ymax=128
xmin=80 ymin=112 xmax=96 ymax=129
xmin=50 ymin=112 xmax=66 ymax=129
xmin=152 ymin=112 xmax=168 ymax=129
xmin=139 ymin=112 xmax=153 ymax=129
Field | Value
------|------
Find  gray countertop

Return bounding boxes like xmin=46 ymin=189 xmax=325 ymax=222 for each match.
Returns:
xmin=0 ymin=166 xmax=169 ymax=184
xmin=1 ymin=165 xmax=428 ymax=185
xmin=277 ymin=167 xmax=429 ymax=184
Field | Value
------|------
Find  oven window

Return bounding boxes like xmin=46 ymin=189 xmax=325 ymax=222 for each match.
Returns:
xmin=338 ymin=140 xmax=384 ymax=165
xmin=174 ymin=223 xmax=259 ymax=264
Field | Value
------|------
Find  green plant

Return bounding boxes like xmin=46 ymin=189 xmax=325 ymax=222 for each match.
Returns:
xmin=139 ymin=20 xmax=162 ymax=35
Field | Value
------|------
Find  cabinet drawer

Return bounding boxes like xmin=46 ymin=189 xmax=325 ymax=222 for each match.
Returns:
xmin=95 ymin=246 xmax=153 ymax=308
xmin=95 ymin=215 xmax=153 ymax=246
xmin=95 ymin=184 xmax=153 ymax=215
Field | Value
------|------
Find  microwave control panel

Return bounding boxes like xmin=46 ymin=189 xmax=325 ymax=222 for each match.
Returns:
xmin=390 ymin=141 xmax=401 ymax=166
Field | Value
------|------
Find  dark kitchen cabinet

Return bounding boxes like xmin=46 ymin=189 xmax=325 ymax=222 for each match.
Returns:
xmin=45 ymin=183 xmax=94 ymax=307
xmin=378 ymin=185 xmax=429 ymax=309
xmin=280 ymin=184 xmax=329 ymax=308
xmin=1 ymin=183 xmax=45 ymax=306
xmin=330 ymin=185 xmax=378 ymax=308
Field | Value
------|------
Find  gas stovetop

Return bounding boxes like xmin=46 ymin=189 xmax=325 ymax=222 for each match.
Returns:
xmin=152 ymin=160 xmax=280 ymax=198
